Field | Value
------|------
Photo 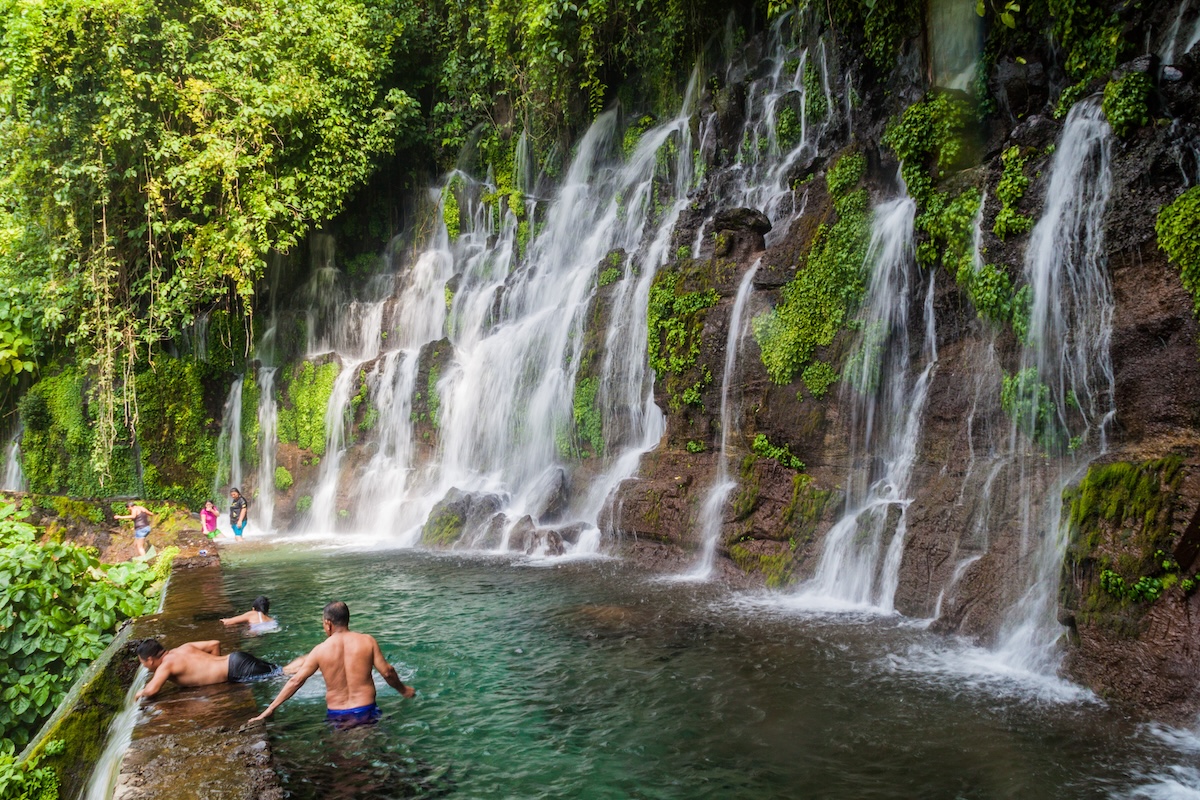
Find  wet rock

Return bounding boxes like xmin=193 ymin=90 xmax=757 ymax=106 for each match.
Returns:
xmin=1163 ymin=66 xmax=1184 ymax=81
xmin=554 ymin=522 xmax=589 ymax=545
xmin=989 ymin=57 xmax=1049 ymax=123
xmin=422 ymin=488 xmax=503 ymax=548
xmin=508 ymin=515 xmax=537 ymax=552
xmin=529 ymin=467 xmax=570 ymax=524
xmin=713 ymin=207 xmax=772 ymax=235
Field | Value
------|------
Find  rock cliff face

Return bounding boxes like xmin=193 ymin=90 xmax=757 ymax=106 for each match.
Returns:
xmin=214 ymin=0 xmax=1200 ymax=721
xmin=598 ymin=2 xmax=1200 ymax=721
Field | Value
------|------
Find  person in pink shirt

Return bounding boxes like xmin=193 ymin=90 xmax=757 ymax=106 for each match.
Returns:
xmin=201 ymin=500 xmax=220 ymax=539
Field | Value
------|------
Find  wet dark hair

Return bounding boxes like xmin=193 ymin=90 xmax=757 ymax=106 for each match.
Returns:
xmin=137 ymin=639 xmax=165 ymax=660
xmin=230 ymin=487 xmax=242 ymax=496
xmin=323 ymin=601 xmax=350 ymax=628
xmin=252 ymin=596 xmax=270 ymax=615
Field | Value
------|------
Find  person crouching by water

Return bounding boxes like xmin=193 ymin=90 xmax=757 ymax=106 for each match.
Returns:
xmin=201 ymin=500 xmax=220 ymax=539
xmin=229 ymin=487 xmax=248 ymax=540
xmin=115 ymin=501 xmax=154 ymax=558
xmin=221 ymin=595 xmax=277 ymax=632
xmin=249 ymin=601 xmax=415 ymax=729
xmin=135 ymin=639 xmax=280 ymax=700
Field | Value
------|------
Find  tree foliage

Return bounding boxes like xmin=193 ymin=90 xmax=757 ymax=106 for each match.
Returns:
xmin=0 ymin=0 xmax=420 ymax=480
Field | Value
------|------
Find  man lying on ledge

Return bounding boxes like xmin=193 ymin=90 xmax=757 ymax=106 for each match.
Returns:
xmin=135 ymin=638 xmax=280 ymax=699
xmin=250 ymin=600 xmax=415 ymax=728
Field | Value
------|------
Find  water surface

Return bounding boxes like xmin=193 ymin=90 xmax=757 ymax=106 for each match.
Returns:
xmin=221 ymin=543 xmax=1200 ymax=799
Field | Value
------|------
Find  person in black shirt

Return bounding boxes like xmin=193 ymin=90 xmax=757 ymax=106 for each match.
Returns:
xmin=229 ymin=487 xmax=249 ymax=540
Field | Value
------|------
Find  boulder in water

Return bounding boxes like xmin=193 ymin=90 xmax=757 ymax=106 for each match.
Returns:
xmin=422 ymin=488 xmax=503 ymax=549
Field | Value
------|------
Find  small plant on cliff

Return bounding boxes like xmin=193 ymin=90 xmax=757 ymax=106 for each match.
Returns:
xmin=275 ymin=467 xmax=294 ymax=492
xmin=754 ymin=151 xmax=870 ymax=385
xmin=647 ymin=271 xmax=719 ymax=411
xmin=1102 ymin=72 xmax=1152 ymax=139
xmin=751 ymin=434 xmax=804 ymax=471
xmin=993 ymin=146 xmax=1033 ymax=240
xmin=1156 ymin=186 xmax=1200 ymax=318
xmin=685 ymin=440 xmax=706 ymax=453
xmin=801 ymin=361 xmax=838 ymax=399
xmin=1000 ymin=367 xmax=1063 ymax=450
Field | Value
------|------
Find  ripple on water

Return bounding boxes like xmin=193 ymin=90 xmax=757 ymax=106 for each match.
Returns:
xmin=217 ymin=547 xmax=1200 ymax=799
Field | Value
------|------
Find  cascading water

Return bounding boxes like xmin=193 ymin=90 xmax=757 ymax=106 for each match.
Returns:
xmin=731 ymin=15 xmax=835 ymax=239
xmin=255 ymin=366 xmax=279 ymax=532
xmin=794 ymin=192 xmax=938 ymax=611
xmin=212 ymin=376 xmax=244 ymax=502
xmin=992 ymin=98 xmax=1115 ymax=672
xmin=683 ymin=261 xmax=761 ymax=580
xmin=3 ymin=428 xmax=25 ymax=491
xmin=83 ymin=670 xmax=148 ymax=800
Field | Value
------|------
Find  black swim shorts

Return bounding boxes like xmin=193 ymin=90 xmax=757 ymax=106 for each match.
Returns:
xmin=227 ymin=650 xmax=280 ymax=682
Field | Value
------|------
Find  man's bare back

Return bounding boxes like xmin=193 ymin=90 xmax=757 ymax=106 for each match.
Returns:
xmin=136 ymin=639 xmax=280 ymax=700
xmin=136 ymin=640 xmax=228 ymax=699
xmin=250 ymin=601 xmax=414 ymax=724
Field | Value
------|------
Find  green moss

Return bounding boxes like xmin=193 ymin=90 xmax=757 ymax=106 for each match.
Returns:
xmin=751 ymin=433 xmax=804 ymax=471
xmin=598 ymin=267 xmax=621 ymax=287
xmin=20 ymin=368 xmax=137 ymax=498
xmin=781 ymin=473 xmax=833 ymax=545
xmin=732 ymin=454 xmax=761 ymax=520
xmin=426 ymin=365 xmax=441 ymax=428
xmin=47 ymin=497 xmax=104 ymax=525
xmin=776 ymin=105 xmax=802 ymax=151
xmin=801 ymin=361 xmax=838 ymax=399
xmin=1102 ymin=72 xmax=1151 ymax=138
xmin=729 ymin=543 xmax=794 ymax=589
xmin=883 ymin=93 xmax=973 ymax=208
xmin=685 ymin=440 xmax=705 ymax=453
xmin=1156 ymin=186 xmax=1200 ymax=319
xmin=993 ymin=146 xmax=1033 ymax=239
xmin=753 ymin=152 xmax=871 ymax=385
xmin=134 ymin=358 xmax=219 ymax=508
xmin=274 ymin=466 xmax=293 ymax=492
xmin=623 ymin=115 xmax=656 ymax=157
xmin=443 ymin=182 xmax=461 ymax=240
xmin=572 ymin=376 xmax=603 ymax=458
xmin=276 ymin=360 xmax=340 ymax=455
xmin=1064 ymin=458 xmax=1186 ymax=620
xmin=647 ymin=269 xmax=720 ymax=411
xmin=295 ymin=495 xmax=313 ymax=514
xmin=421 ymin=510 xmax=464 ymax=547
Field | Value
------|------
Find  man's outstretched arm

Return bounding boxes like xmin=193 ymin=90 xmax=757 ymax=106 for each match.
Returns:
xmin=372 ymin=638 xmax=415 ymax=698
xmin=136 ymin=663 xmax=173 ymax=700
xmin=250 ymin=652 xmax=320 ymax=722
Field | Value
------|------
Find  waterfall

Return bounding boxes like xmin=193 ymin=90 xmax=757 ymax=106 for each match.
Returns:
xmin=732 ymin=17 xmax=835 ymax=237
xmin=255 ymin=367 xmax=279 ymax=532
xmin=3 ymin=428 xmax=24 ymax=491
xmin=993 ymin=98 xmax=1115 ymax=672
xmin=213 ymin=377 xmax=244 ymax=503
xmin=683 ymin=261 xmax=761 ymax=580
xmin=794 ymin=193 xmax=938 ymax=611
xmin=83 ymin=670 xmax=148 ymax=800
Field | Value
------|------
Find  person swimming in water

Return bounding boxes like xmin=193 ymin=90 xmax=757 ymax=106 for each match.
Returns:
xmin=135 ymin=638 xmax=280 ymax=700
xmin=249 ymin=601 xmax=414 ymax=729
xmin=221 ymin=595 xmax=275 ymax=629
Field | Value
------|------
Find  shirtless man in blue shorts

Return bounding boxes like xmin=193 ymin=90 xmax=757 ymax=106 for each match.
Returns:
xmin=249 ymin=601 xmax=414 ymax=728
